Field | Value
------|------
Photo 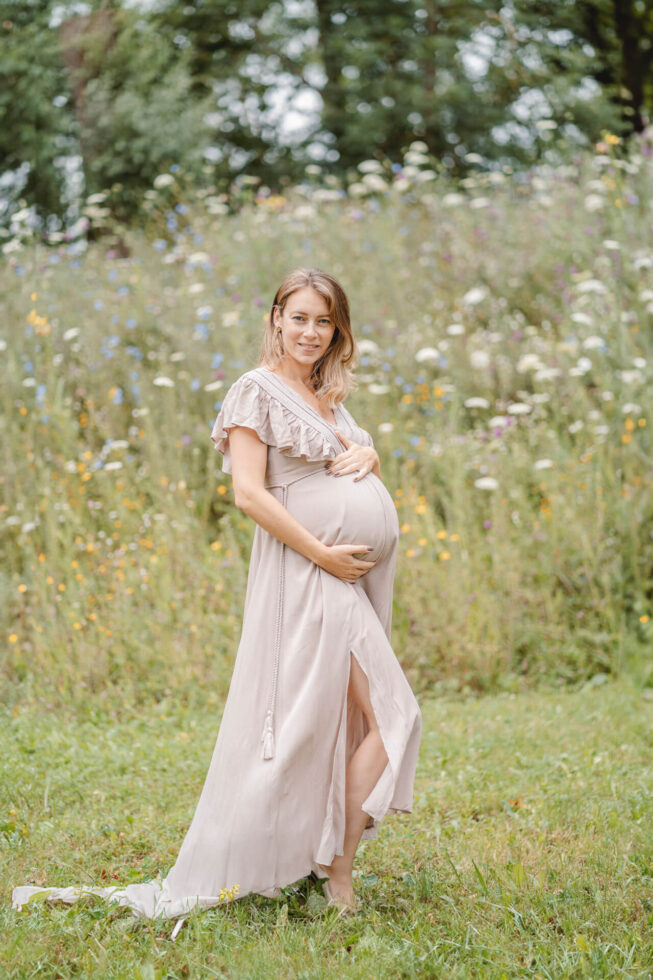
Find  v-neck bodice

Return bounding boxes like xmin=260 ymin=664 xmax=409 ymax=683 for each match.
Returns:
xmin=210 ymin=369 xmax=377 ymax=475
xmin=255 ymin=368 xmax=340 ymax=428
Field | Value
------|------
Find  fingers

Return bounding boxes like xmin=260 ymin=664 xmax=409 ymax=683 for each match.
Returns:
xmin=327 ymin=462 xmax=370 ymax=478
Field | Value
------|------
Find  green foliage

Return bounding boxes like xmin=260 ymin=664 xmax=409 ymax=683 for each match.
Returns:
xmin=0 ymin=0 xmax=74 ymax=220
xmin=61 ymin=6 xmax=216 ymax=222
xmin=2 ymin=0 xmax=649 ymax=230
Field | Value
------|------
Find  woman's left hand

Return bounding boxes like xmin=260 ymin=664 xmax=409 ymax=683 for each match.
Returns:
xmin=327 ymin=431 xmax=379 ymax=481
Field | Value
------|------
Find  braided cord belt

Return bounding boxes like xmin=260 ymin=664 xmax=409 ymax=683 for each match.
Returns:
xmin=260 ymin=482 xmax=288 ymax=760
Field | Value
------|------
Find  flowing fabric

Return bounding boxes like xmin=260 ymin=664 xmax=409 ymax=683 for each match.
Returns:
xmin=12 ymin=367 xmax=422 ymax=930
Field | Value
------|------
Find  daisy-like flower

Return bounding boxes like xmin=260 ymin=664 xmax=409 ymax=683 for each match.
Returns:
xmin=415 ymin=347 xmax=440 ymax=363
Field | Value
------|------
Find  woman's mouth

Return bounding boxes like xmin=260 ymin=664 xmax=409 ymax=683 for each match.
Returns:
xmin=299 ymin=344 xmax=320 ymax=352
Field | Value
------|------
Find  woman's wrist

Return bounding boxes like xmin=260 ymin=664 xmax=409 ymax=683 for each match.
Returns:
xmin=308 ymin=539 xmax=328 ymax=567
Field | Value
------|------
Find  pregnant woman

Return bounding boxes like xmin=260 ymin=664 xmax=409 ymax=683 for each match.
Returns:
xmin=12 ymin=267 xmax=422 ymax=934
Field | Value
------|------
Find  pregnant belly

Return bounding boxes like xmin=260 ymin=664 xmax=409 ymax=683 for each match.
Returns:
xmin=286 ymin=469 xmax=399 ymax=563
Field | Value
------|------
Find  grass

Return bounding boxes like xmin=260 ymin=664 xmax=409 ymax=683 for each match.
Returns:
xmin=3 ymin=676 xmax=651 ymax=978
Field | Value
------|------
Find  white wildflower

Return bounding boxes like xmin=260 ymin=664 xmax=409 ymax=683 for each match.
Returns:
xmin=292 ymin=205 xmax=317 ymax=220
xmin=368 ymin=384 xmax=390 ymax=395
xmin=474 ymin=476 xmax=499 ymax=490
xmin=534 ymin=459 xmax=554 ymax=470
xmin=204 ymin=380 xmax=224 ymax=392
xmin=104 ymin=461 xmax=124 ymax=471
xmin=464 ymin=397 xmax=490 ymax=409
xmin=506 ymin=402 xmax=532 ymax=415
xmin=516 ymin=354 xmax=543 ymax=373
xmin=153 ymin=376 xmax=175 ymax=387
xmin=575 ymin=279 xmax=608 ymax=295
xmin=358 ymin=159 xmax=384 ymax=174
xmin=415 ymin=347 xmax=440 ymax=364
xmin=469 ymin=350 xmax=491 ymax=370
xmin=358 ymin=340 xmax=380 ymax=355
xmin=534 ymin=367 xmax=562 ymax=381
xmin=361 ymin=173 xmax=388 ymax=192
xmin=633 ymin=256 xmax=652 ymax=270
xmin=622 ymin=402 xmax=641 ymax=414
xmin=618 ymin=369 xmax=644 ymax=385
xmin=446 ymin=323 xmax=465 ymax=336
xmin=154 ymin=174 xmax=175 ymax=189
xmin=462 ymin=285 xmax=488 ymax=305
xmin=442 ymin=193 xmax=466 ymax=207
xmin=582 ymin=336 xmax=605 ymax=350
xmin=378 ymin=422 xmax=394 ymax=433
xmin=571 ymin=312 xmax=594 ymax=326
xmin=404 ymin=151 xmax=430 ymax=167
xmin=63 ymin=328 xmax=80 ymax=341
xmin=584 ymin=194 xmax=605 ymax=212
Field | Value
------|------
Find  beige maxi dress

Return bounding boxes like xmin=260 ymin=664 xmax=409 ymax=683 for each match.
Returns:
xmin=12 ymin=367 xmax=422 ymax=925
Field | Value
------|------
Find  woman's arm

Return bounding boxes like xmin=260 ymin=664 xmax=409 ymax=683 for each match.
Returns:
xmin=227 ymin=426 xmax=376 ymax=582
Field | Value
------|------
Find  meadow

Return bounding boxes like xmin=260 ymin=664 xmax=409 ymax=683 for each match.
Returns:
xmin=2 ymin=136 xmax=652 ymax=976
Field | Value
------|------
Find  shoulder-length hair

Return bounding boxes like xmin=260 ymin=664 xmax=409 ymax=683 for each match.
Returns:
xmin=257 ymin=267 xmax=359 ymax=407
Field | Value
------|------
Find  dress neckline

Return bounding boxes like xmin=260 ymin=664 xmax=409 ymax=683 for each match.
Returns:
xmin=257 ymin=367 xmax=340 ymax=429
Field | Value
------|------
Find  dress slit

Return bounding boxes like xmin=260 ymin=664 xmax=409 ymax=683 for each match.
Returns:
xmin=347 ymin=647 xmax=394 ymax=826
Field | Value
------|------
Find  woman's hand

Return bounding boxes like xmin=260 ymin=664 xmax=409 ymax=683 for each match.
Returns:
xmin=316 ymin=543 xmax=377 ymax=582
xmin=327 ymin=431 xmax=380 ymax=481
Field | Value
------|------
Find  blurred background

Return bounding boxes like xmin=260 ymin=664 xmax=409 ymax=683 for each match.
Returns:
xmin=1 ymin=0 xmax=652 ymax=238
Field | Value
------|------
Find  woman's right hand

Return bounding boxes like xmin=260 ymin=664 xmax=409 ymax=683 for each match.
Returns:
xmin=316 ymin=543 xmax=377 ymax=582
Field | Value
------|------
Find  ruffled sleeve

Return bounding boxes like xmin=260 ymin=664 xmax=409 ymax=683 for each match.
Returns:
xmin=210 ymin=372 xmax=341 ymax=475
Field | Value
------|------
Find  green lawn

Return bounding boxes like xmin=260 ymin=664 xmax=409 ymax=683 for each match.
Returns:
xmin=2 ymin=677 xmax=651 ymax=978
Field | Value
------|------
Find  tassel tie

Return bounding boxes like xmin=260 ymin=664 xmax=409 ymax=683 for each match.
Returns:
xmin=261 ymin=483 xmax=288 ymax=760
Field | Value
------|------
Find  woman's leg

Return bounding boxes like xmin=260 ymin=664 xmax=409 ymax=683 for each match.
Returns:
xmin=318 ymin=652 xmax=388 ymax=903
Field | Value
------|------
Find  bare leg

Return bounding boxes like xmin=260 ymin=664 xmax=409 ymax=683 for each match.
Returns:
xmin=318 ymin=652 xmax=388 ymax=904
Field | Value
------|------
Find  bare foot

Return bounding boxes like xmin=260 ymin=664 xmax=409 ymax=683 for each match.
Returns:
xmin=317 ymin=863 xmax=356 ymax=905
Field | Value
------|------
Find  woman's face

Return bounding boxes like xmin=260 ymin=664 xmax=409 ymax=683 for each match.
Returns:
xmin=273 ymin=287 xmax=336 ymax=370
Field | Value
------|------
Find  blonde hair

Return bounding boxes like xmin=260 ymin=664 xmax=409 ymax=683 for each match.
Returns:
xmin=257 ymin=267 xmax=359 ymax=407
